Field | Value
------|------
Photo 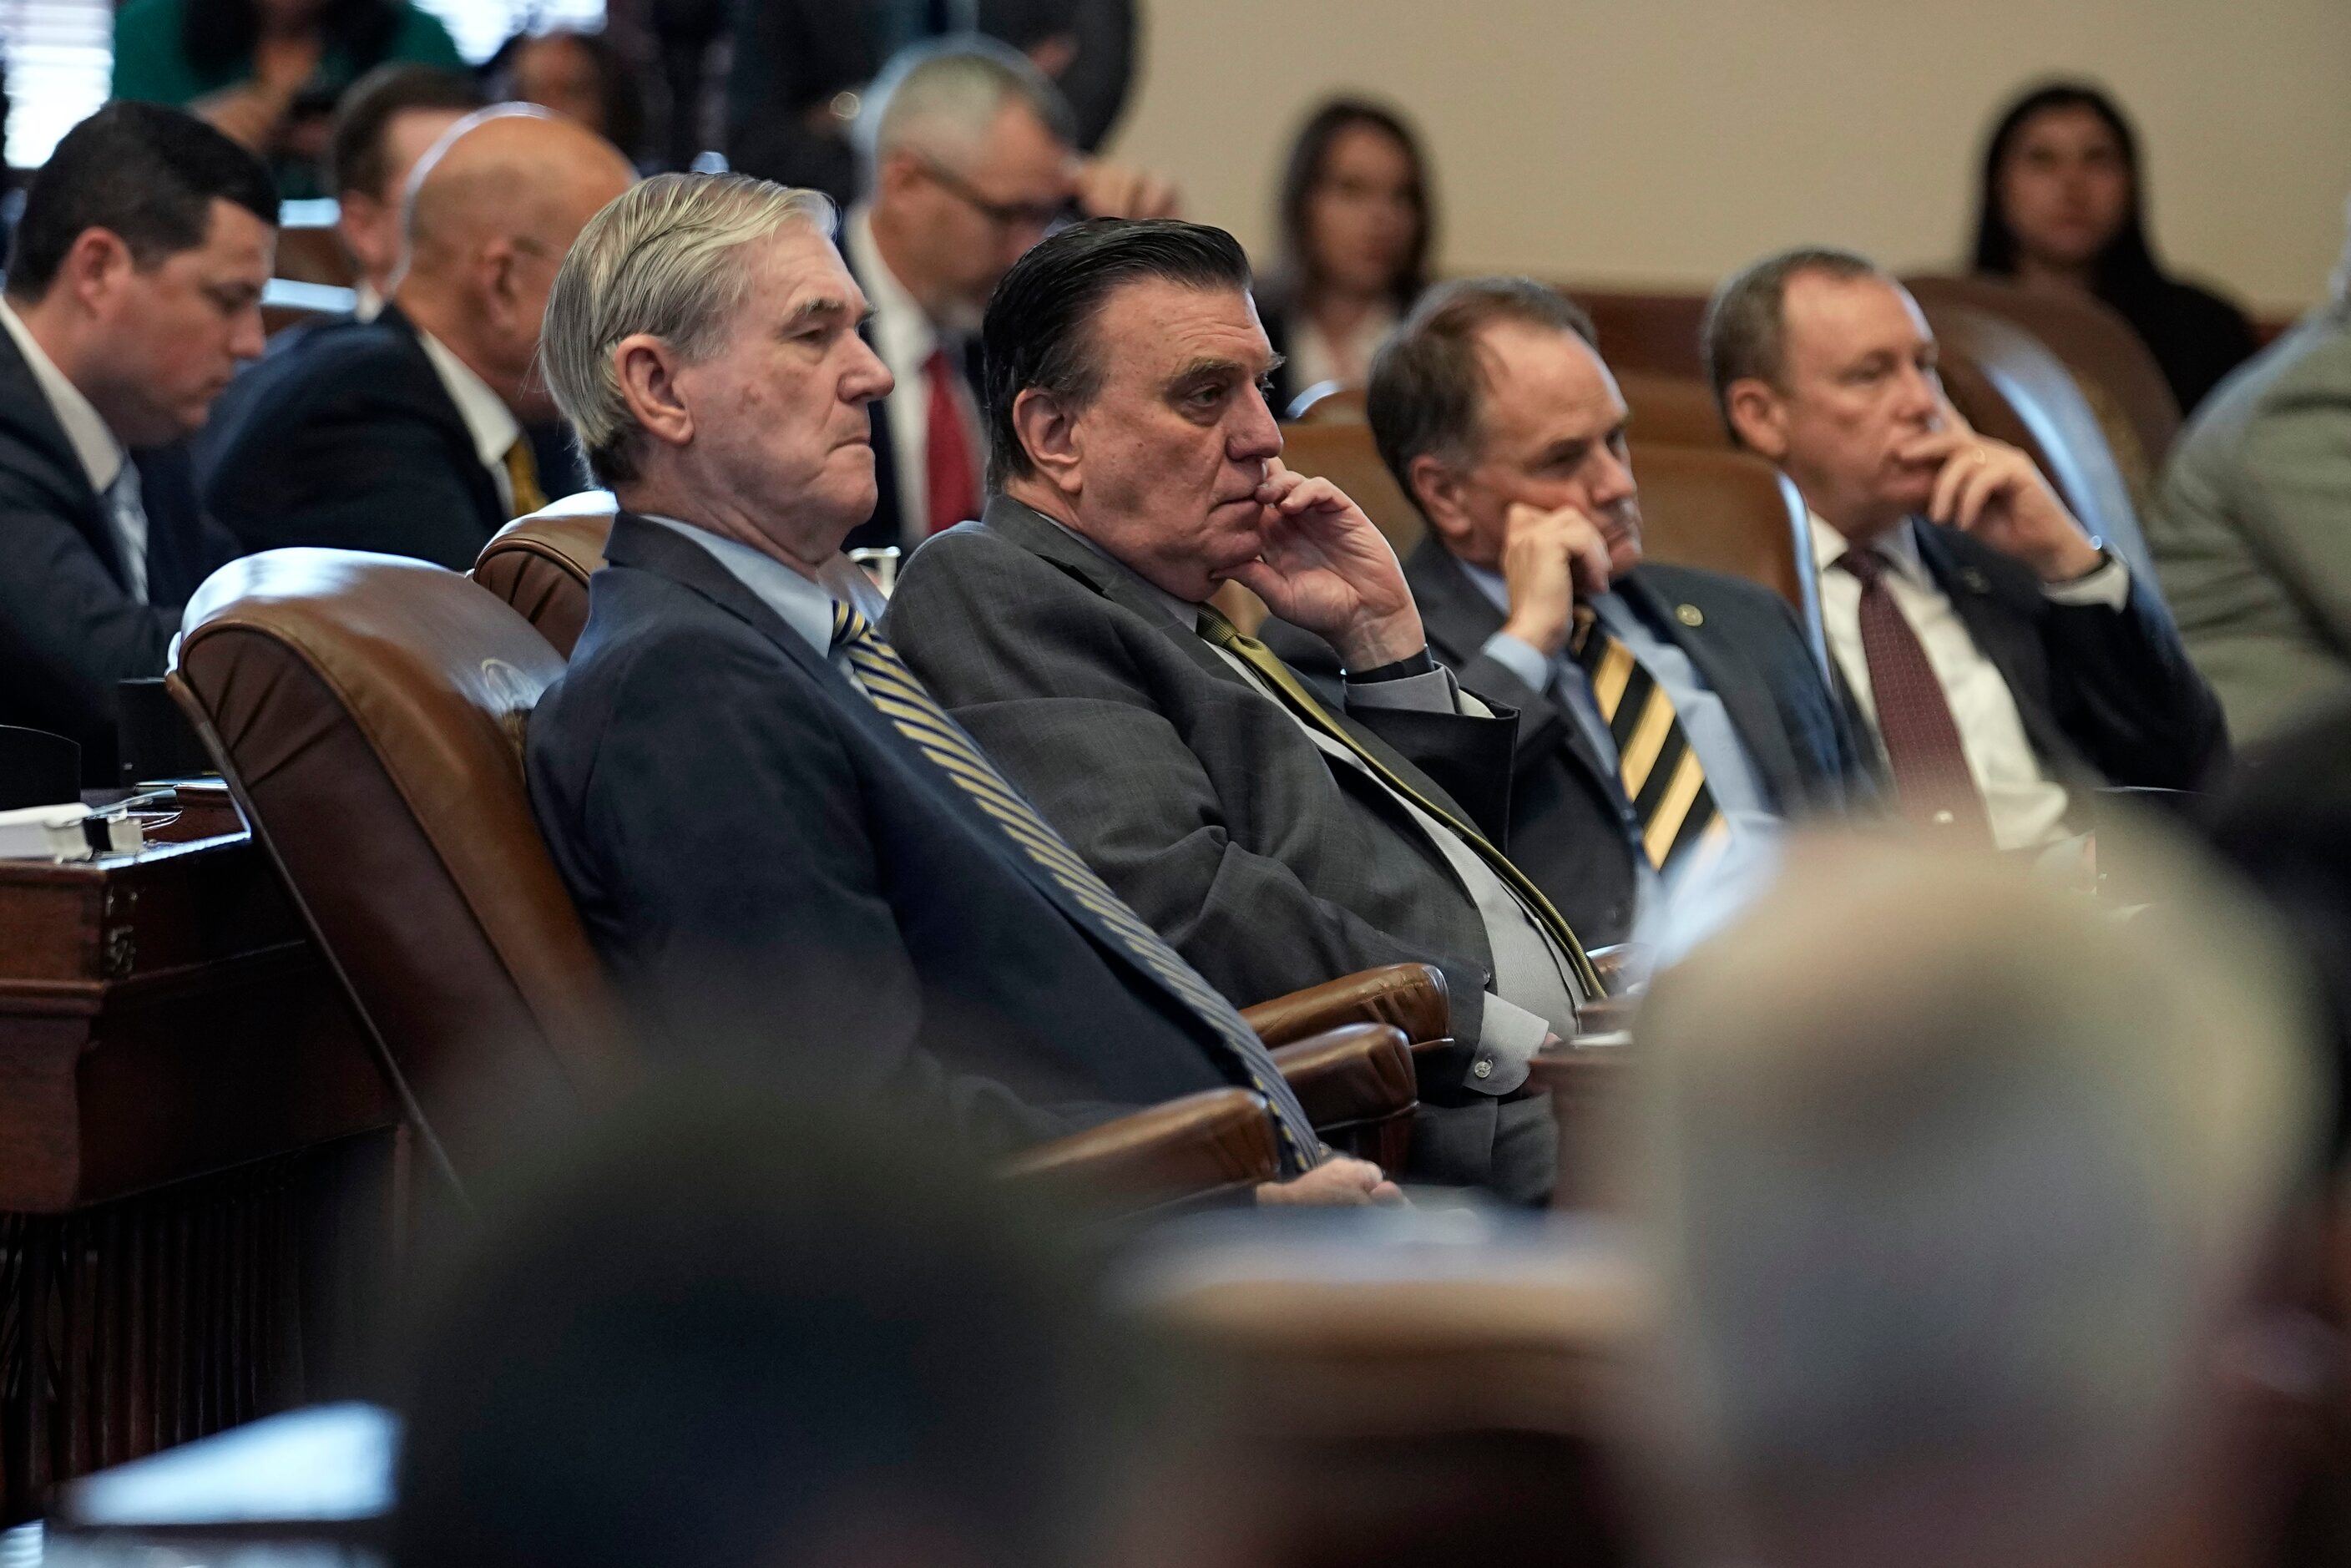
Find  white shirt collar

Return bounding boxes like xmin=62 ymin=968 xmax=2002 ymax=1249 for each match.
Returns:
xmin=352 ymin=281 xmax=387 ymax=322
xmin=0 ymin=297 xmax=127 ymax=494
xmin=413 ymin=326 xmax=520 ymax=474
xmin=1807 ymin=510 xmax=1929 ymax=589
xmin=844 ymin=204 xmax=939 ymax=373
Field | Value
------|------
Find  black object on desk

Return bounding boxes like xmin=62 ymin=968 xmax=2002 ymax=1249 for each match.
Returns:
xmin=116 ymin=676 xmax=215 ymax=785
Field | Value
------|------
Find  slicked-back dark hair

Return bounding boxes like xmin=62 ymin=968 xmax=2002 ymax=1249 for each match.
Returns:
xmin=7 ymin=102 xmax=277 ymax=302
xmin=1368 ymin=276 xmax=1595 ymax=510
xmin=980 ymin=218 xmax=1254 ymax=487
xmin=328 ymin=63 xmax=485 ymax=201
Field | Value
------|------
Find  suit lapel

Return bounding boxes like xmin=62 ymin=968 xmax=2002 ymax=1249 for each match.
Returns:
xmin=0 ymin=326 xmax=129 ymax=589
xmin=606 ymin=511 xmax=1217 ymax=1006
xmin=376 ymin=305 xmax=506 ymax=526
xmin=1622 ymin=569 xmax=1802 ymax=811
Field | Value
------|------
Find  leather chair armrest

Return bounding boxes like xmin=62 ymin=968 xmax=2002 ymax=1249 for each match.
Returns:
xmin=1001 ymin=1088 xmax=1277 ymax=1206
xmin=1243 ymin=963 xmax=1449 ymax=1051
xmin=1270 ymin=1023 xmax=1417 ymax=1174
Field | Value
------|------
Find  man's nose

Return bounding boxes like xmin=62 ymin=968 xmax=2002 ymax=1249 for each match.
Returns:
xmin=230 ymin=305 xmax=267 ymax=361
xmin=1590 ymin=446 xmax=1637 ymax=509
xmin=1230 ymin=382 xmax=1283 ymax=461
xmin=845 ymin=334 xmax=894 ymax=405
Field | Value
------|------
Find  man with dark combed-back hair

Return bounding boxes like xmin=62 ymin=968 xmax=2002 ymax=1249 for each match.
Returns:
xmin=0 ymin=100 xmax=275 ymax=782
xmin=1258 ymin=276 xmax=1871 ymax=946
xmin=886 ymin=220 xmax=1604 ymax=1202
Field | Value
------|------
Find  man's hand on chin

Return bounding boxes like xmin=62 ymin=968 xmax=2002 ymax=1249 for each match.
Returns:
xmin=1218 ymin=458 xmax=1428 ymax=670
xmin=1256 ymin=1155 xmax=1408 ymax=1206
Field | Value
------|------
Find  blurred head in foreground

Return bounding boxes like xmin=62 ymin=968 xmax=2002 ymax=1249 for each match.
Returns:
xmin=393 ymin=1090 xmax=1133 ymax=1568
xmin=1628 ymin=834 xmax=2323 ymax=1568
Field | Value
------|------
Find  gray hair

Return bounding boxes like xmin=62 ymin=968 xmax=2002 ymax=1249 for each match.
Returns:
xmin=854 ymin=34 xmax=1075 ymax=170
xmin=1701 ymin=245 xmax=1887 ymax=443
xmin=540 ymin=172 xmax=836 ymax=486
xmin=1625 ymin=833 xmax=2320 ymax=1568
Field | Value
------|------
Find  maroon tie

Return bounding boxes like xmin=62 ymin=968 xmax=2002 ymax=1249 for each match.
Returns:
xmin=923 ymin=345 xmax=978 ymax=539
xmin=1838 ymin=549 xmax=1993 ymax=842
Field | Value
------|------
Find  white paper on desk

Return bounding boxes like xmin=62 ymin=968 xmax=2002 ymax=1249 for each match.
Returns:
xmin=0 ymin=802 xmax=144 ymax=861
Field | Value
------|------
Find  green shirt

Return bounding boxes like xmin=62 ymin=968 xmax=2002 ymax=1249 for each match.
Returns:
xmin=110 ymin=0 xmax=465 ymax=194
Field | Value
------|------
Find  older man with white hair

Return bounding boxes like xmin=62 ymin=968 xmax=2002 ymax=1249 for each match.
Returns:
xmin=1625 ymin=833 xmax=2324 ymax=1568
xmin=524 ymin=172 xmax=1392 ymax=1205
xmin=841 ymin=37 xmax=1174 ymax=553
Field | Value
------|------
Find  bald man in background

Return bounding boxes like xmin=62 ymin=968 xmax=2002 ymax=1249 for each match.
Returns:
xmin=200 ymin=107 xmax=633 ymax=568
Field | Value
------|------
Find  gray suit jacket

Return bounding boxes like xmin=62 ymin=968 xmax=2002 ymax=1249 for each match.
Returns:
xmin=2150 ymin=296 xmax=2351 ymax=742
xmin=883 ymin=498 xmax=1533 ymax=1108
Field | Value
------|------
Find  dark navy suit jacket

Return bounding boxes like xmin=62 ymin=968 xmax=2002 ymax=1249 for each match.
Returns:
xmin=0 ymin=327 xmax=232 ymax=782
xmin=525 ymin=511 xmax=1263 ymax=1157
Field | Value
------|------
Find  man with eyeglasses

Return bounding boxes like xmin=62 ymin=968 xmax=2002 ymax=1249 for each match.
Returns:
xmin=842 ymin=38 xmax=1176 ymax=553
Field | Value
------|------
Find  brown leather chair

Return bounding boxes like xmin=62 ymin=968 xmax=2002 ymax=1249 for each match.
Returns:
xmin=1631 ymin=442 xmax=1831 ymax=676
xmin=473 ymin=492 xmax=619 ymax=658
xmin=1619 ymin=370 xmax=1729 ymax=448
xmin=1921 ymin=302 xmax=2162 ymax=597
xmin=1564 ymin=286 xmax=1709 ymax=379
xmin=1904 ymin=273 xmax=2181 ymax=482
xmin=176 ymin=551 xmax=1431 ymax=1198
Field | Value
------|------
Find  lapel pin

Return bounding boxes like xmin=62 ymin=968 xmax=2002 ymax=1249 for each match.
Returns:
xmin=1961 ymin=569 xmax=1991 ymax=594
xmin=1675 ymin=603 xmax=1705 ymax=627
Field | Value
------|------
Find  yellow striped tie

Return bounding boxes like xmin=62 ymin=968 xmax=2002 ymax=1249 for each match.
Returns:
xmin=1196 ymin=605 xmax=1603 ymax=1001
xmin=502 ymin=438 xmax=549 ymax=518
xmin=1571 ymin=606 xmax=1730 ymax=875
xmin=830 ymin=601 xmax=1317 ymax=1171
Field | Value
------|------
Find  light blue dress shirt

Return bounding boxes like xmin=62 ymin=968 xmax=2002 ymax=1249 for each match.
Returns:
xmin=1463 ymin=564 xmax=1776 ymax=832
xmin=639 ymin=515 xmax=890 ymax=686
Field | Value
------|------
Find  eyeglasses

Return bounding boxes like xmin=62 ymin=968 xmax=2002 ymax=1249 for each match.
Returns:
xmin=914 ymin=155 xmax=1067 ymax=233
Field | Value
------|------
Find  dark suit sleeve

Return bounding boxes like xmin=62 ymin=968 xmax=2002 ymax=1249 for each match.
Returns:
xmin=0 ymin=473 xmax=174 ymax=760
xmin=203 ymin=386 xmax=495 ymax=570
xmin=887 ymin=541 xmax=1498 ymax=1039
xmin=2047 ymin=574 xmax=2230 ymax=790
xmin=570 ymin=633 xmax=1080 ymax=1157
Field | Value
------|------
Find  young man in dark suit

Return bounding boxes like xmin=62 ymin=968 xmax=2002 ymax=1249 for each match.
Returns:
xmin=1263 ymin=278 xmax=1873 ymax=945
xmin=0 ymin=103 xmax=274 ymax=783
xmin=199 ymin=108 xmax=632 ymax=569
xmin=1706 ymin=248 xmax=2226 ymax=849
xmin=525 ymin=175 xmax=1388 ymax=1205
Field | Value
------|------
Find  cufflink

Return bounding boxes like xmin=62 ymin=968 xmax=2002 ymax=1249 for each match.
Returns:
xmin=1675 ymin=603 xmax=1705 ymax=627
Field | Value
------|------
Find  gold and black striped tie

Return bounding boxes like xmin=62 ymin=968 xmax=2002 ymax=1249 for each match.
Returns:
xmin=1570 ymin=605 xmax=1730 ymax=875
xmin=830 ymin=601 xmax=1317 ymax=1171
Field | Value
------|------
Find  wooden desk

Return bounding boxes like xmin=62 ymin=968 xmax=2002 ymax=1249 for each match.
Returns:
xmin=0 ymin=792 xmax=402 ymax=1522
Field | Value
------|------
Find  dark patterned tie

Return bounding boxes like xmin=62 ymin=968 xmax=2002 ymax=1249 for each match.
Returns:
xmin=1569 ymin=605 xmax=1730 ymax=875
xmin=1836 ymin=549 xmax=1993 ymax=841
xmin=830 ymin=601 xmax=1318 ymax=1171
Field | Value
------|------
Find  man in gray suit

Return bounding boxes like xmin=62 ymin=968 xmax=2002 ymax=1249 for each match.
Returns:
xmin=886 ymin=220 xmax=1600 ymax=1202
xmin=2149 ymin=214 xmax=2351 ymax=743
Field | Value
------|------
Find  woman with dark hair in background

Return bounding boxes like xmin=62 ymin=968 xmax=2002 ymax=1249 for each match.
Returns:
xmin=111 ymin=0 xmax=462 ymax=197
xmin=486 ymin=29 xmax=649 ymax=168
xmin=1972 ymin=79 xmax=2257 ymax=415
xmin=1261 ymin=97 xmax=1433 ymax=416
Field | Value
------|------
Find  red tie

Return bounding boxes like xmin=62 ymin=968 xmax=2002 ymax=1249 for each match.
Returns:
xmin=1838 ymin=549 xmax=1993 ymax=843
xmin=923 ymin=345 xmax=978 ymax=538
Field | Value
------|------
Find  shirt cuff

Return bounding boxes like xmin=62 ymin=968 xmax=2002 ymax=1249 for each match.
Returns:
xmin=1478 ymin=629 xmax=1553 ymax=694
xmin=1465 ymin=994 xmax=1552 ymax=1096
xmin=1343 ymin=664 xmax=1460 ymax=715
xmin=2042 ymin=554 xmax=2130 ymax=610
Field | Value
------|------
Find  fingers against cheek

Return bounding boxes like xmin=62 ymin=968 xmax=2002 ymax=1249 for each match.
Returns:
xmin=1928 ymin=456 xmax=1968 ymax=524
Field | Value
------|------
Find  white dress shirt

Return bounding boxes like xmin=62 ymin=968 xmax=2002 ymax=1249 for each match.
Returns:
xmin=1809 ymin=513 xmax=2127 ymax=852
xmin=415 ymin=328 xmax=523 ymax=517
xmin=844 ymin=205 xmax=983 ymax=540
xmin=0 ymin=298 xmax=145 ymax=601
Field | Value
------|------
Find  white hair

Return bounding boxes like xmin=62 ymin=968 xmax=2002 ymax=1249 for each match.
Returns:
xmin=539 ymin=172 xmax=835 ymax=484
xmin=1626 ymin=832 xmax=2321 ymax=1568
xmin=853 ymin=35 xmax=1074 ymax=169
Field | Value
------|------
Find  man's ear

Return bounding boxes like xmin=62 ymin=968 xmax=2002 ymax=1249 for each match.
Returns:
xmin=1009 ymin=386 xmax=1082 ymax=496
xmin=1724 ymin=377 xmax=1789 ymax=462
xmin=59 ymin=227 xmax=135 ymax=313
xmin=336 ymin=194 xmax=392 ymax=276
xmin=875 ymin=149 xmax=928 ymax=208
xmin=1408 ymin=453 xmax=1477 ymax=547
xmin=478 ymin=235 xmax=525 ymax=329
xmin=612 ymin=332 xmax=692 ymax=453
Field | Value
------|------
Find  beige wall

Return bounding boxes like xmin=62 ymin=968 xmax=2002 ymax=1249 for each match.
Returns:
xmin=1108 ymin=0 xmax=2351 ymax=314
